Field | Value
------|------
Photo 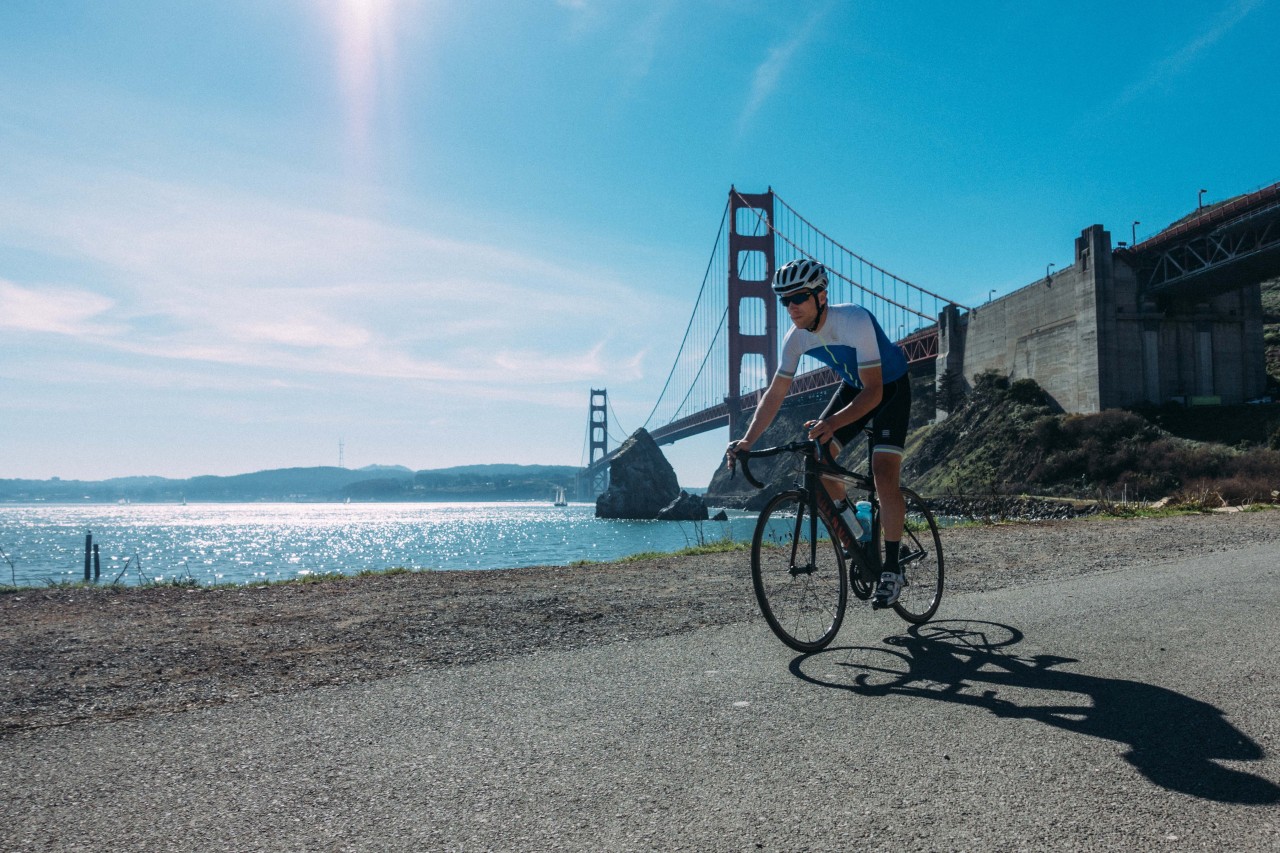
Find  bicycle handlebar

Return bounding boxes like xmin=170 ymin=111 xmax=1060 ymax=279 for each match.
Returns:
xmin=728 ymin=440 xmax=819 ymax=490
xmin=729 ymin=435 xmax=870 ymax=491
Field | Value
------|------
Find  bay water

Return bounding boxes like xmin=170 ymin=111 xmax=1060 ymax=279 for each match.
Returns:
xmin=0 ymin=501 xmax=754 ymax=588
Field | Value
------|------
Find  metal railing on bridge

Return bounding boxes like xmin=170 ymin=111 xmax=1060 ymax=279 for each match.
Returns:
xmin=1124 ymin=180 xmax=1280 ymax=297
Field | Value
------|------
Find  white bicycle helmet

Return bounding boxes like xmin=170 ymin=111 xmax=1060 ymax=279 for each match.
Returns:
xmin=772 ymin=258 xmax=828 ymax=296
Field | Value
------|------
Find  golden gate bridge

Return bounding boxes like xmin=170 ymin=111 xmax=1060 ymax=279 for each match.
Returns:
xmin=581 ymin=187 xmax=969 ymax=492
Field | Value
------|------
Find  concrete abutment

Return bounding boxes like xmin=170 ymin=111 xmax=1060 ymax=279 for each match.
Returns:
xmin=936 ymin=224 xmax=1270 ymax=418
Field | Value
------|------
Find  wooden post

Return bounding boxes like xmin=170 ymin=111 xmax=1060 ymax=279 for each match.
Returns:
xmin=84 ymin=532 xmax=92 ymax=582
xmin=92 ymin=544 xmax=100 ymax=582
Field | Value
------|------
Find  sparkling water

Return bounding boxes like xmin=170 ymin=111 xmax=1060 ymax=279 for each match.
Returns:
xmin=0 ymin=502 xmax=754 ymax=588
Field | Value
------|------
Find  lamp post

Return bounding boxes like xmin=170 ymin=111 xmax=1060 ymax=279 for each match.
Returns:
xmin=1131 ymin=220 xmax=1140 ymax=244
xmin=1198 ymin=188 xmax=1207 ymax=210
xmin=987 ymin=288 xmax=996 ymax=303
xmin=1046 ymin=262 xmax=1055 ymax=281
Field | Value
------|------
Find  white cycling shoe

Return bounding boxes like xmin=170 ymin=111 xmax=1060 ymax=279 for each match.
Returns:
xmin=872 ymin=571 xmax=903 ymax=608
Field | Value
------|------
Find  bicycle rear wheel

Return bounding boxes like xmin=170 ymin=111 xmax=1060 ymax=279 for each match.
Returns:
xmin=892 ymin=487 xmax=944 ymax=624
xmin=751 ymin=490 xmax=848 ymax=652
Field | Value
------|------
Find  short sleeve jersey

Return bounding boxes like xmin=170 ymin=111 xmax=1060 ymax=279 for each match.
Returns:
xmin=777 ymin=303 xmax=908 ymax=388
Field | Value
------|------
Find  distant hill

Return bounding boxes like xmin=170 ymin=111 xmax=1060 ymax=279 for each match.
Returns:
xmin=0 ymin=463 xmax=583 ymax=504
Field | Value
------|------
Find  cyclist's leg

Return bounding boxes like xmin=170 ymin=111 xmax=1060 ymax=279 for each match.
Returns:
xmin=872 ymin=451 xmax=905 ymax=540
xmin=869 ymin=375 xmax=912 ymax=570
xmin=817 ymin=383 xmax=868 ymax=505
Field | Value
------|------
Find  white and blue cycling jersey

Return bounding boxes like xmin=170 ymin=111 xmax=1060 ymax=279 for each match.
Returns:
xmin=777 ymin=303 xmax=908 ymax=388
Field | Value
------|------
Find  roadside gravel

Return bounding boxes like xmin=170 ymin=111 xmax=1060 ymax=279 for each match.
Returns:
xmin=2 ymin=509 xmax=1276 ymax=736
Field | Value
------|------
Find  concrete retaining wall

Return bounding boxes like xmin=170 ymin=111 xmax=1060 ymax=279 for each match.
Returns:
xmin=938 ymin=225 xmax=1267 ymax=417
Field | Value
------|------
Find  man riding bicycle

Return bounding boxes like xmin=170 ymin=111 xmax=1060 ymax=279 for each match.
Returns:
xmin=726 ymin=258 xmax=912 ymax=608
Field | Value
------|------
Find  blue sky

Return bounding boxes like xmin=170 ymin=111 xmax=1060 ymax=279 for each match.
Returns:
xmin=2 ymin=0 xmax=1277 ymax=486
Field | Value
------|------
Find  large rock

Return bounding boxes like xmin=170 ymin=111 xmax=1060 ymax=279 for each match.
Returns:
xmin=595 ymin=429 xmax=680 ymax=519
xmin=656 ymin=490 xmax=709 ymax=521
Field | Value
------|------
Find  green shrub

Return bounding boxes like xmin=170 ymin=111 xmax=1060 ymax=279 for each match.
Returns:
xmin=1008 ymin=378 xmax=1051 ymax=406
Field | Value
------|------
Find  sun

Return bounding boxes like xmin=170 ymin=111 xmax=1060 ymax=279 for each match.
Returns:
xmin=331 ymin=0 xmax=398 ymax=165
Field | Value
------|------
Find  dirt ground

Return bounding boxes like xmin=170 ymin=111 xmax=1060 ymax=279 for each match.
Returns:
xmin=3 ymin=510 xmax=1277 ymax=736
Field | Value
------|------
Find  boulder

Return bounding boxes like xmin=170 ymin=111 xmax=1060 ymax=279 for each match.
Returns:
xmin=595 ymin=429 xmax=681 ymax=519
xmin=656 ymin=490 xmax=709 ymax=521
xmin=711 ymin=509 xmax=729 ymax=522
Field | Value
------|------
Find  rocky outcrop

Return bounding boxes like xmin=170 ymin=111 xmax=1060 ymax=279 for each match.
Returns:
xmin=656 ymin=490 xmax=709 ymax=521
xmin=595 ymin=429 xmax=681 ymax=519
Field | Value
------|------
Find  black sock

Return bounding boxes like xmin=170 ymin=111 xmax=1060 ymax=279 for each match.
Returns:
xmin=884 ymin=540 xmax=900 ymax=574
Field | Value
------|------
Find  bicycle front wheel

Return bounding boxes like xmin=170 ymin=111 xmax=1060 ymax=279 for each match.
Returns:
xmin=893 ymin=487 xmax=944 ymax=624
xmin=751 ymin=490 xmax=848 ymax=652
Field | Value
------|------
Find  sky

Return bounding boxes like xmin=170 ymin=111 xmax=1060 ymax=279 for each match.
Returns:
xmin=1 ymin=0 xmax=1277 ymax=487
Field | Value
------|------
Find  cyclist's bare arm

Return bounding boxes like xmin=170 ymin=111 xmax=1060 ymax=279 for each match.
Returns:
xmin=727 ymin=374 xmax=792 ymax=462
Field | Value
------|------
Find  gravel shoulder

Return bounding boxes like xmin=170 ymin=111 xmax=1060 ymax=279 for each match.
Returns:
xmin=3 ymin=509 xmax=1277 ymax=736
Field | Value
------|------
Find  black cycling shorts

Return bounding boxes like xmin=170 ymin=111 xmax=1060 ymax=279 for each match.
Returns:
xmin=821 ymin=374 xmax=912 ymax=456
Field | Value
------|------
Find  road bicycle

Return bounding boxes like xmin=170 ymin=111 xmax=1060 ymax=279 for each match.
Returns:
xmin=730 ymin=429 xmax=944 ymax=652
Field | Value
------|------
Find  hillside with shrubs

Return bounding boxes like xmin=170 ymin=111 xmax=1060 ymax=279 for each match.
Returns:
xmin=902 ymin=372 xmax=1280 ymax=507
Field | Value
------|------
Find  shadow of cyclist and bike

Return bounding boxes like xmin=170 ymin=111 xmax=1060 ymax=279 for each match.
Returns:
xmin=788 ymin=620 xmax=1278 ymax=805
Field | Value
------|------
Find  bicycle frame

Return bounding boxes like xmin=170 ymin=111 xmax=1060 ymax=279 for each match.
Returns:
xmin=735 ymin=431 xmax=883 ymax=574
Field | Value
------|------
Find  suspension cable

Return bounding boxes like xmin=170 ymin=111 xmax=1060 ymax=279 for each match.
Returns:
xmin=731 ymin=189 xmax=968 ymax=319
xmin=770 ymin=191 xmax=968 ymax=310
xmin=606 ymin=395 xmax=632 ymax=441
xmin=660 ymin=306 xmax=727 ymax=425
xmin=641 ymin=198 xmax=730 ymax=430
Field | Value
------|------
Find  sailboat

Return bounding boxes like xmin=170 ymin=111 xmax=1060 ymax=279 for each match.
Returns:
xmin=553 ymin=486 xmax=568 ymax=507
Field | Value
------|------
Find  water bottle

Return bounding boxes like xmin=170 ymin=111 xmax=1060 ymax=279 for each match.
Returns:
xmin=839 ymin=499 xmax=860 ymax=545
xmin=839 ymin=499 xmax=870 ymax=545
xmin=855 ymin=501 xmax=873 ymax=543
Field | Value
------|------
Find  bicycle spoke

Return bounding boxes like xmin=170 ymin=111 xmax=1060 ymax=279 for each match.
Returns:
xmin=751 ymin=492 xmax=847 ymax=651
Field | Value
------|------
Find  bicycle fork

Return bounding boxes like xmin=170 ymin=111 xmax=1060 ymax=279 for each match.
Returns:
xmin=786 ymin=500 xmax=817 ymax=577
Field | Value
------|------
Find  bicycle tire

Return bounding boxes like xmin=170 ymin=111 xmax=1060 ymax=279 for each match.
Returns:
xmin=750 ymin=490 xmax=848 ymax=652
xmin=892 ymin=487 xmax=944 ymax=624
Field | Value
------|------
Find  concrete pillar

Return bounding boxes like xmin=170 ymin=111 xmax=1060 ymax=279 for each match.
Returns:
xmin=1142 ymin=325 xmax=1160 ymax=403
xmin=1194 ymin=319 xmax=1214 ymax=397
xmin=934 ymin=303 xmax=966 ymax=421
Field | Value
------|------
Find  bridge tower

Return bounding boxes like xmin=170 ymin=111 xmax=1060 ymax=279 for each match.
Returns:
xmin=587 ymin=388 xmax=609 ymax=495
xmin=726 ymin=188 xmax=778 ymax=438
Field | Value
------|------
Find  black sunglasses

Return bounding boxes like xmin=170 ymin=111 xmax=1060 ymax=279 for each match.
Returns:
xmin=779 ymin=290 xmax=815 ymax=307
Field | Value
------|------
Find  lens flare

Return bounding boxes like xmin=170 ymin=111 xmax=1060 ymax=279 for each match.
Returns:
xmin=333 ymin=0 xmax=398 ymax=174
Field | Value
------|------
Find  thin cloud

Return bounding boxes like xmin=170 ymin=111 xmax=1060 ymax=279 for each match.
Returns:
xmin=738 ymin=6 xmax=831 ymax=134
xmin=0 ymin=280 xmax=118 ymax=336
xmin=618 ymin=1 xmax=677 ymax=84
xmin=1113 ymin=0 xmax=1263 ymax=107
xmin=0 ymin=167 xmax=673 ymax=393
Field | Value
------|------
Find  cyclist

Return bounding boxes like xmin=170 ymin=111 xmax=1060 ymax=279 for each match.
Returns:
xmin=726 ymin=258 xmax=912 ymax=608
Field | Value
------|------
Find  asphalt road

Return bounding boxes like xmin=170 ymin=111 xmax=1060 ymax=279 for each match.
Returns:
xmin=4 ymin=541 xmax=1278 ymax=852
